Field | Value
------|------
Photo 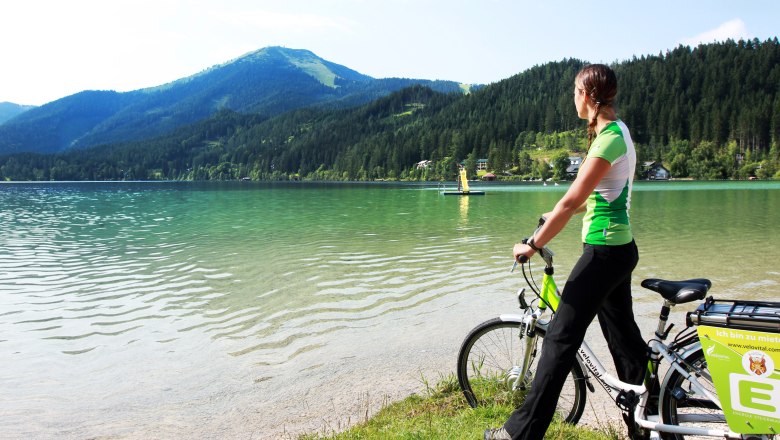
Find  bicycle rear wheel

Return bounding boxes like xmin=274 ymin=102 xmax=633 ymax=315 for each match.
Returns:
xmin=456 ymin=317 xmax=586 ymax=424
xmin=660 ymin=346 xmax=725 ymax=439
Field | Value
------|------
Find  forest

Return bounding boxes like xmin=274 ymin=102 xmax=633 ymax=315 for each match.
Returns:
xmin=1 ymin=38 xmax=778 ymax=182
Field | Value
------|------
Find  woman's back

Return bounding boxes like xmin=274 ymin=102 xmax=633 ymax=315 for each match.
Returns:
xmin=582 ymin=119 xmax=636 ymax=246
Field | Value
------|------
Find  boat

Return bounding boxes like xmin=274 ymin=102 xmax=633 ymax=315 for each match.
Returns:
xmin=442 ymin=168 xmax=485 ymax=195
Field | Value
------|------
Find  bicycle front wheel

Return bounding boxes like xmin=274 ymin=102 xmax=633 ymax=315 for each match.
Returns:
xmin=456 ymin=317 xmax=587 ymax=424
xmin=660 ymin=346 xmax=725 ymax=439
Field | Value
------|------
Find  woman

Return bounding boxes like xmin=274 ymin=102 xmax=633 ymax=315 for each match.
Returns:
xmin=485 ymin=64 xmax=648 ymax=440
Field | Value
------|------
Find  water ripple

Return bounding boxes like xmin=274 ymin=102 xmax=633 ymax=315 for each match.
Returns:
xmin=3 ymin=182 xmax=777 ymax=439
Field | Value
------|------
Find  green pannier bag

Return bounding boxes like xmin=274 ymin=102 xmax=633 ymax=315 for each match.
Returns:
xmin=689 ymin=297 xmax=780 ymax=435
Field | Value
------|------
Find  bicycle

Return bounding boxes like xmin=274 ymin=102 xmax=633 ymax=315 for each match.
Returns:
xmin=457 ymin=218 xmax=779 ymax=439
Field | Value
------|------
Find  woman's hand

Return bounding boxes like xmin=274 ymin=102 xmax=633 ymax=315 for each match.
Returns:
xmin=513 ymin=242 xmax=535 ymax=263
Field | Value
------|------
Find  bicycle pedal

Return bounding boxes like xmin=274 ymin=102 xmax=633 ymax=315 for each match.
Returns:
xmin=616 ymin=390 xmax=639 ymax=412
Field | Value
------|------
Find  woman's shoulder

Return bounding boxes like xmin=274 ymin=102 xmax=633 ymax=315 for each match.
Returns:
xmin=598 ymin=120 xmax=626 ymax=136
xmin=589 ymin=122 xmax=628 ymax=162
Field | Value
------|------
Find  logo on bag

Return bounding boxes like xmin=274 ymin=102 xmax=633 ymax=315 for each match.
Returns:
xmin=705 ymin=343 xmax=730 ymax=360
xmin=743 ymin=350 xmax=773 ymax=377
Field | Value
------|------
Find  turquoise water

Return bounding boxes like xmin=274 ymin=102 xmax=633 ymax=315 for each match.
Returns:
xmin=1 ymin=180 xmax=778 ymax=437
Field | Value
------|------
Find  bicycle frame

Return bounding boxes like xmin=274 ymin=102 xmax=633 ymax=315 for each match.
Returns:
xmin=576 ymin=338 xmax=741 ymax=438
xmin=495 ymin=216 xmax=774 ymax=438
xmin=498 ymin=309 xmax=747 ymax=438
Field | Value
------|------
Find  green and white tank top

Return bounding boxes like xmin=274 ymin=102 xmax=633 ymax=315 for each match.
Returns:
xmin=581 ymin=120 xmax=636 ymax=245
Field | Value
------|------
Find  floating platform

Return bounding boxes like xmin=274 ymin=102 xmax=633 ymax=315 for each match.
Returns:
xmin=442 ymin=190 xmax=485 ymax=195
xmin=441 ymin=168 xmax=486 ymax=195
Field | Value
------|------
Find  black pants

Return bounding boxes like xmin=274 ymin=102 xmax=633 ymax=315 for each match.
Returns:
xmin=503 ymin=240 xmax=647 ymax=440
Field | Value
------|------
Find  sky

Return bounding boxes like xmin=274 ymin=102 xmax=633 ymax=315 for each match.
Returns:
xmin=1 ymin=0 xmax=779 ymax=106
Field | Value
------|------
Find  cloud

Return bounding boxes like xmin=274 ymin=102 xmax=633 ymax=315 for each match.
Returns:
xmin=679 ymin=18 xmax=752 ymax=46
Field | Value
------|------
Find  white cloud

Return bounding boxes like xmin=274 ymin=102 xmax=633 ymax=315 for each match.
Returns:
xmin=679 ymin=18 xmax=752 ymax=46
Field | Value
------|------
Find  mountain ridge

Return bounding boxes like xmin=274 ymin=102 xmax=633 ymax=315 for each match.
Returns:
xmin=2 ymin=39 xmax=776 ymax=184
xmin=0 ymin=102 xmax=36 ymax=126
xmin=0 ymin=46 xmax=467 ymax=155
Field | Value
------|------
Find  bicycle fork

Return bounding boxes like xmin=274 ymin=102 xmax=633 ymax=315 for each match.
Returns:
xmin=511 ymin=311 xmax=539 ymax=391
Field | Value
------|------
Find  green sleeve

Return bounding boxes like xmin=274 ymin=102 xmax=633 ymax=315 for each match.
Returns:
xmin=587 ymin=125 xmax=626 ymax=164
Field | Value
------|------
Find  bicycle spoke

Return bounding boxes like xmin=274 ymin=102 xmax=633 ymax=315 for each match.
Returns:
xmin=457 ymin=319 xmax=586 ymax=424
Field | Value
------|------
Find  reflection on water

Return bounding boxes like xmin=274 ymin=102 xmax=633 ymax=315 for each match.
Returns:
xmin=0 ymin=181 xmax=778 ymax=438
xmin=459 ymin=195 xmax=469 ymax=225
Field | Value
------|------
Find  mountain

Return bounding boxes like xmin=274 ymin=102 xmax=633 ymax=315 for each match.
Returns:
xmin=2 ymin=39 xmax=777 ymax=183
xmin=0 ymin=47 xmax=467 ymax=155
xmin=0 ymin=102 xmax=36 ymax=125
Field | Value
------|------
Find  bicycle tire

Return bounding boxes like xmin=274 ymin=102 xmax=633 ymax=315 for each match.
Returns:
xmin=456 ymin=317 xmax=587 ymax=424
xmin=659 ymin=345 xmax=726 ymax=439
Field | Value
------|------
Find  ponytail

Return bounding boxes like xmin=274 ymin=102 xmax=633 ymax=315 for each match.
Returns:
xmin=587 ymin=102 xmax=602 ymax=147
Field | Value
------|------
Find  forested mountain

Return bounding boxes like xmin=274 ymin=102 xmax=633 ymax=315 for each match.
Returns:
xmin=1 ymin=38 xmax=778 ymax=182
xmin=0 ymin=102 xmax=35 ymax=125
xmin=0 ymin=47 xmax=465 ymax=155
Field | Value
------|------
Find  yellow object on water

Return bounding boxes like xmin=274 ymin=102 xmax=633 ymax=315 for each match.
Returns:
xmin=459 ymin=169 xmax=470 ymax=192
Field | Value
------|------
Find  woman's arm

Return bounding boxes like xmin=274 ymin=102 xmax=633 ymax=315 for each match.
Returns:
xmin=541 ymin=201 xmax=586 ymax=220
xmin=513 ymin=157 xmax=612 ymax=261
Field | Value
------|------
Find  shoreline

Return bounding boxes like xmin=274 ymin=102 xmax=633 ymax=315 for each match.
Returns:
xmin=265 ymin=293 xmax=687 ymax=440
xmin=256 ymin=306 xmax=662 ymax=440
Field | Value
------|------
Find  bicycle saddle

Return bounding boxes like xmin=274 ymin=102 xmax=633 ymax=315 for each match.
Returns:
xmin=641 ymin=278 xmax=712 ymax=304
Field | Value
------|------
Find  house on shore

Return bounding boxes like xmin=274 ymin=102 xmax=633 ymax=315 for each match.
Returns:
xmin=566 ymin=156 xmax=583 ymax=178
xmin=642 ymin=161 xmax=671 ymax=180
xmin=416 ymin=160 xmax=433 ymax=169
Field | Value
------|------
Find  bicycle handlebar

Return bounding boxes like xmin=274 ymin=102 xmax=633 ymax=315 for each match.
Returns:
xmin=513 ymin=216 xmax=553 ymax=269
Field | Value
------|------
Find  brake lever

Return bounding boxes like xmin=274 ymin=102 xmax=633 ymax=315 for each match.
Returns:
xmin=510 ymin=216 xmax=547 ymax=272
xmin=511 ymin=254 xmax=531 ymax=273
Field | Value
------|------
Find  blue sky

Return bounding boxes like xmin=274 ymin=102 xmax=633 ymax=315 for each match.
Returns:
xmin=1 ymin=0 xmax=778 ymax=106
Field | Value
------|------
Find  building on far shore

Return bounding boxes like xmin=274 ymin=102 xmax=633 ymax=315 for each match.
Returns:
xmin=416 ymin=160 xmax=433 ymax=169
xmin=566 ymin=156 xmax=583 ymax=178
xmin=642 ymin=161 xmax=671 ymax=180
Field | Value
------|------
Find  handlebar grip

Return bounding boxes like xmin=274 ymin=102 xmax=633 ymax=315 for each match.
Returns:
xmin=516 ymin=217 xmax=546 ymax=266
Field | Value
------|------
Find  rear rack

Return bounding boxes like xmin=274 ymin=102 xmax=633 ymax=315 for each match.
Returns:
xmin=687 ymin=296 xmax=780 ymax=333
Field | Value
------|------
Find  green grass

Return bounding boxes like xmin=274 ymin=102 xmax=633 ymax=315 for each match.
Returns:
xmin=393 ymin=103 xmax=427 ymax=118
xmin=300 ymin=374 xmax=624 ymax=440
xmin=287 ymin=58 xmax=338 ymax=88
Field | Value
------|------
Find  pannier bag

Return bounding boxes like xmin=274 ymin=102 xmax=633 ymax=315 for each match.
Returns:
xmin=689 ymin=297 xmax=780 ymax=434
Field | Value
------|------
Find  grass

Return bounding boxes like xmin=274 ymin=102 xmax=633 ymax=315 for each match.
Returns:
xmin=299 ymin=373 xmax=624 ymax=440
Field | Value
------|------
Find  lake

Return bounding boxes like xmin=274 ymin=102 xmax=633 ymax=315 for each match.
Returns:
xmin=1 ymin=180 xmax=779 ymax=438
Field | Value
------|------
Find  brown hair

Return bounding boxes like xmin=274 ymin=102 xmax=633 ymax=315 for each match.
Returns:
xmin=575 ymin=64 xmax=617 ymax=146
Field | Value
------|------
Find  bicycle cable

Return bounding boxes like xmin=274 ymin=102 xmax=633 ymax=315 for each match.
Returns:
xmin=522 ymin=260 xmax=558 ymax=311
xmin=670 ymin=326 xmax=699 ymax=351
xmin=522 ymin=260 xmax=541 ymax=296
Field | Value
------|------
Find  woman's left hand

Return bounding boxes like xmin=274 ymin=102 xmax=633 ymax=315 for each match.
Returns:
xmin=513 ymin=242 xmax=535 ymax=263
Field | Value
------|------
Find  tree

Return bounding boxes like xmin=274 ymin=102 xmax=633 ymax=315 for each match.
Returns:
xmin=551 ymin=151 xmax=570 ymax=181
xmin=535 ymin=159 xmax=551 ymax=181
xmin=516 ymin=151 xmax=533 ymax=176
xmin=465 ymin=150 xmax=477 ymax=179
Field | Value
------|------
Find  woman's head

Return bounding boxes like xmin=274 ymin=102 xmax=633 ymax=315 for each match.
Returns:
xmin=574 ymin=64 xmax=617 ymax=145
xmin=575 ymin=64 xmax=617 ymax=108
